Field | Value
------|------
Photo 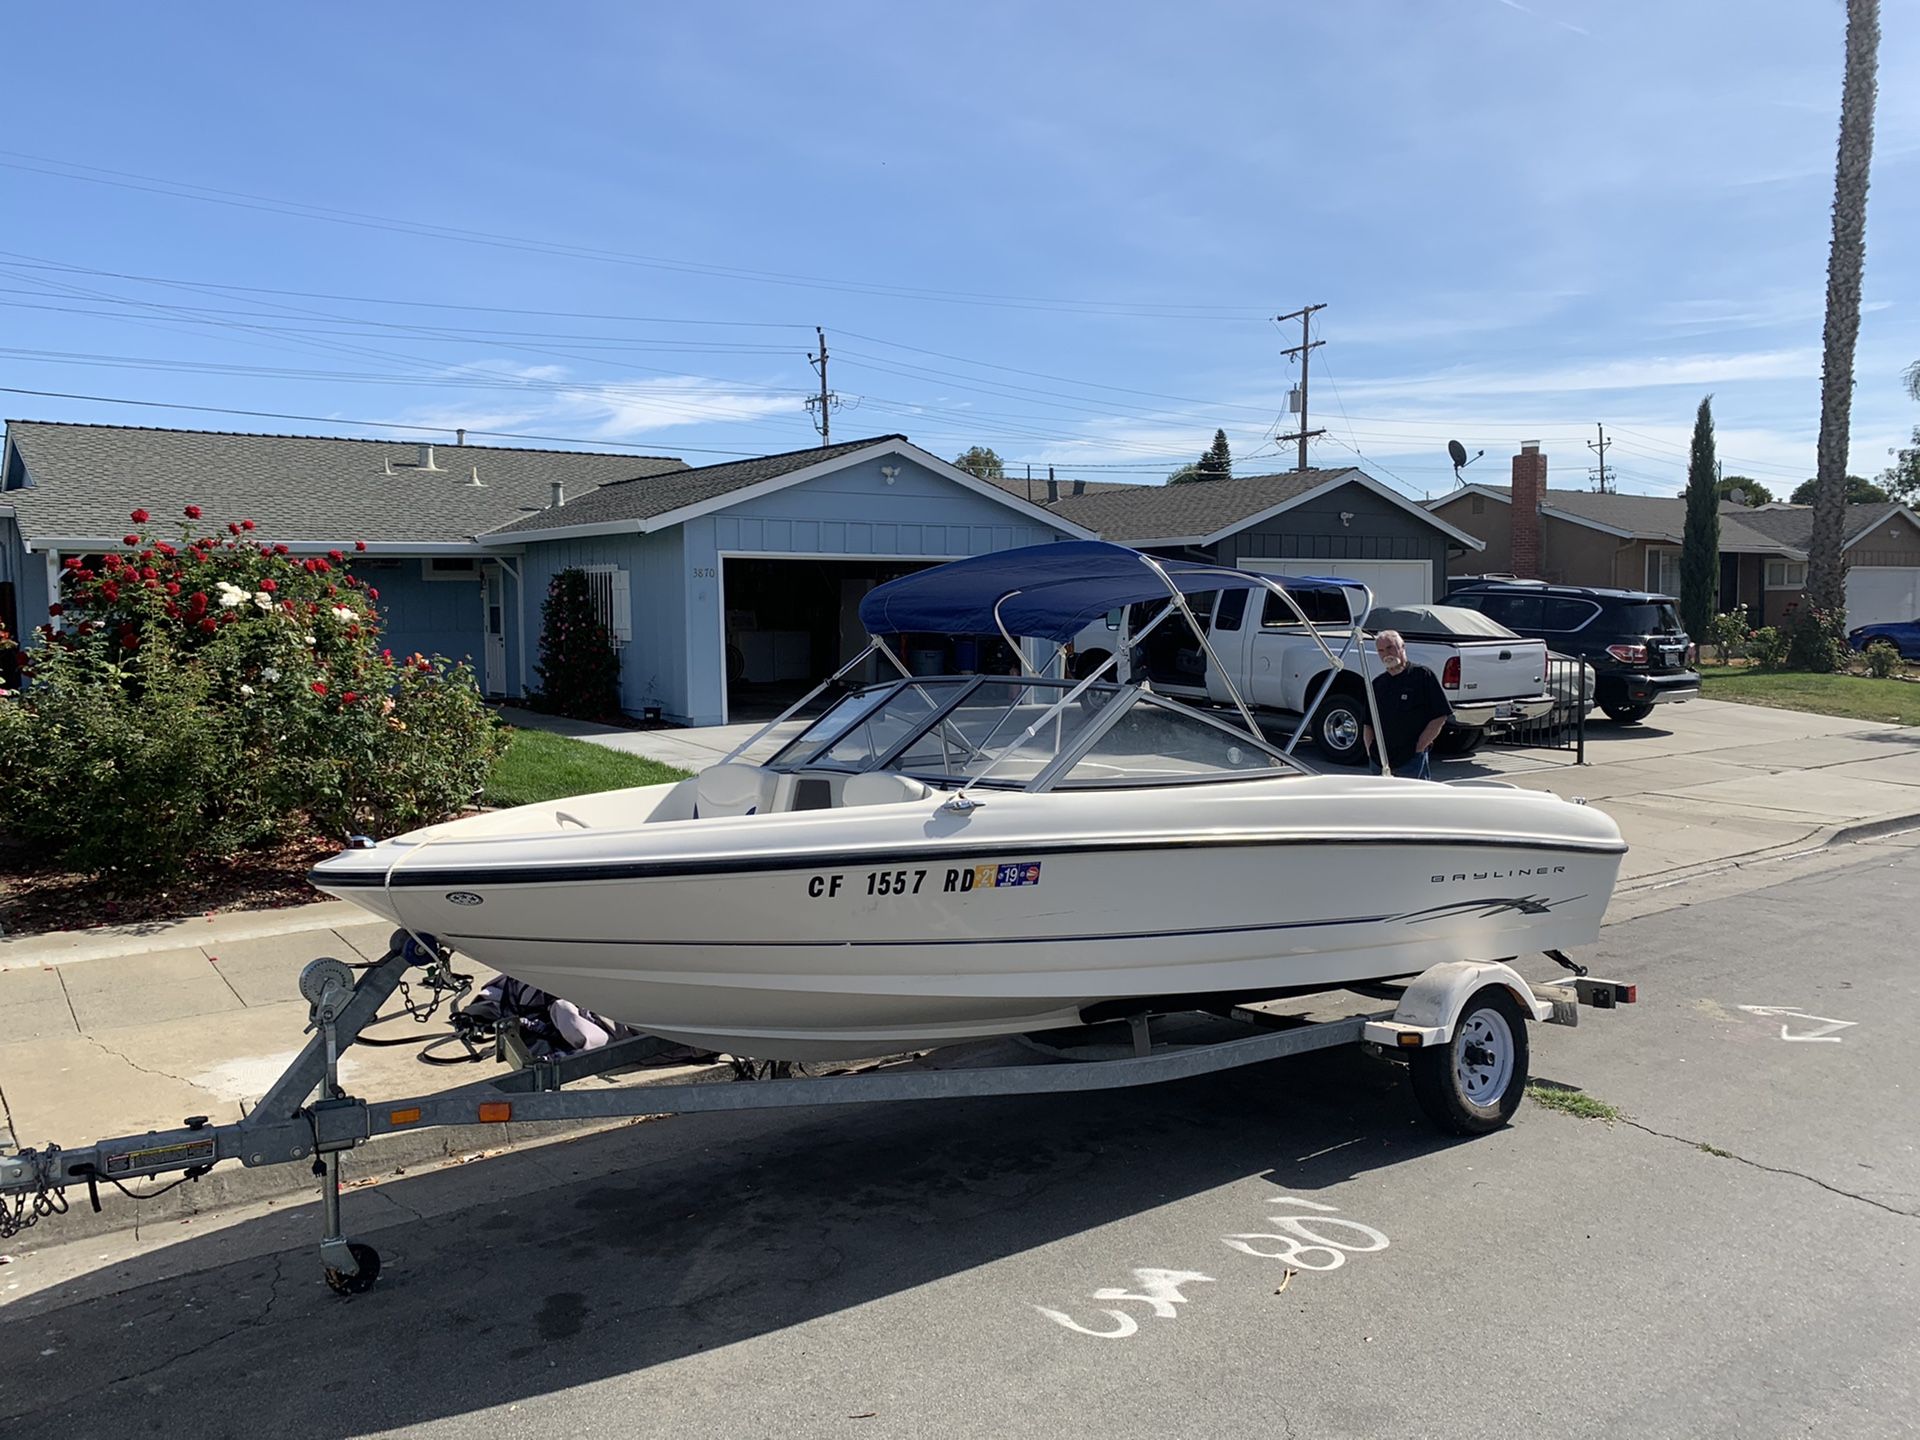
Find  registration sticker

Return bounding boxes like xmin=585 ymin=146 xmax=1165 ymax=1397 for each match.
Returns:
xmin=975 ymin=862 xmax=1043 ymax=889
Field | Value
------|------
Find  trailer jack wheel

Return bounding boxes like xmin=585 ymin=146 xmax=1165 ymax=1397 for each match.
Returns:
xmin=323 ymin=1242 xmax=381 ymax=1296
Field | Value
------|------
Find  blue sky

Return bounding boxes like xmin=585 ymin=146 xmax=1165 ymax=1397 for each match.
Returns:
xmin=1 ymin=1 xmax=1915 ymax=500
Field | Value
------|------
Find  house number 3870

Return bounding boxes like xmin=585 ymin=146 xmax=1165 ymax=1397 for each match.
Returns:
xmin=691 ymin=566 xmax=717 ymax=578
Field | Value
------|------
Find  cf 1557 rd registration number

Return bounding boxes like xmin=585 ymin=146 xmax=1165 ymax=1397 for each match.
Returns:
xmin=805 ymin=862 xmax=1042 ymax=899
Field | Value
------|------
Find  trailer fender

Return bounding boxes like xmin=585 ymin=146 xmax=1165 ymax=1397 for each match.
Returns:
xmin=1363 ymin=960 xmax=1552 ymax=1049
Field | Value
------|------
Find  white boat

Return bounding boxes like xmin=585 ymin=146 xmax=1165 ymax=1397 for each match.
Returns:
xmin=310 ymin=543 xmax=1627 ymax=1059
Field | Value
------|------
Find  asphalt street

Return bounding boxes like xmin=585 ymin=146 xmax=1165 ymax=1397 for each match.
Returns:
xmin=1 ymin=837 xmax=1915 ymax=1440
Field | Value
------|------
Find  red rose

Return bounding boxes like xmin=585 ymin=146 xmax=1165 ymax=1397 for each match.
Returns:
xmin=328 ymin=549 xmax=344 ymax=563
xmin=260 ymin=579 xmax=277 ymax=592
xmin=62 ymin=556 xmax=81 ymax=570
xmin=228 ymin=522 xmax=241 ymax=535
xmin=122 ymin=534 xmax=140 ymax=547
xmin=155 ymin=542 xmax=175 ymax=557
xmin=140 ymin=566 xmax=157 ymax=580
xmin=382 ymin=649 xmax=392 ymax=661
xmin=184 ymin=504 xmax=202 ymax=519
xmin=47 ymin=603 xmax=62 ymax=617
xmin=367 ymin=587 xmax=379 ymax=600
xmin=130 ymin=508 xmax=149 ymax=523
xmin=165 ymin=582 xmax=181 ymax=595
xmin=199 ymin=617 xmax=217 ymax=634
xmin=342 ymin=691 xmax=360 ymax=705
xmin=101 ymin=581 xmax=120 ymax=601
xmin=240 ymin=519 xmax=256 ymax=531
xmin=326 ymin=584 xmax=338 ymax=596
xmin=273 ymin=543 xmax=290 ymax=556
xmin=354 ymin=540 xmax=367 ymax=552
xmin=188 ymin=591 xmax=208 ymax=616
xmin=311 ymin=681 xmax=329 ymax=696
xmin=313 ymin=558 xmax=331 ymax=573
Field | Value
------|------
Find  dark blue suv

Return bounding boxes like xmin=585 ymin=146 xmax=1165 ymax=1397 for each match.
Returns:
xmin=1446 ymin=579 xmax=1700 ymax=723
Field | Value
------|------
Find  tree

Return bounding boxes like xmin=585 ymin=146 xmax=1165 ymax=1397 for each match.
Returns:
xmin=1681 ymin=396 xmax=1720 ymax=640
xmin=533 ymin=569 xmax=621 ymax=722
xmin=1715 ymin=475 xmax=1773 ymax=506
xmin=1789 ymin=475 xmax=1886 ymax=505
xmin=952 ymin=446 xmax=1005 ymax=483
xmin=1196 ymin=429 xmax=1233 ymax=482
xmin=1882 ymin=360 xmax=1920 ymax=503
xmin=1805 ymin=0 xmax=1880 ymax=628
xmin=1166 ymin=462 xmax=1203 ymax=485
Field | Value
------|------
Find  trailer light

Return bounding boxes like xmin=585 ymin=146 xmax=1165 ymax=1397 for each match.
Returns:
xmin=1619 ymin=985 xmax=1637 ymax=1004
xmin=477 ymin=1102 xmax=512 ymax=1123
xmin=1396 ymin=1032 xmax=1423 ymax=1048
xmin=388 ymin=1107 xmax=422 ymax=1126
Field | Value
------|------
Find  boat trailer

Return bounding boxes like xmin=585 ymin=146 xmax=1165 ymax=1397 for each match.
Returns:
xmin=0 ymin=933 xmax=1635 ymax=1295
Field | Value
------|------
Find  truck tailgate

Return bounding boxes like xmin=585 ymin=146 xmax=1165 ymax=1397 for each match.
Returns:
xmin=1449 ymin=637 xmax=1548 ymax=703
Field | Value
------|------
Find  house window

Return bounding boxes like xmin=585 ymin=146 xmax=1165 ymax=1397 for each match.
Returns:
xmin=422 ymin=557 xmax=479 ymax=582
xmin=579 ymin=564 xmax=633 ymax=644
xmin=1765 ymin=559 xmax=1808 ymax=590
xmin=1646 ymin=548 xmax=1682 ymax=595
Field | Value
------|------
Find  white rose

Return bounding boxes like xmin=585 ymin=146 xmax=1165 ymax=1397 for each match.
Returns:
xmin=331 ymin=606 xmax=355 ymax=622
xmin=215 ymin=581 xmax=248 ymax=608
xmin=253 ymin=592 xmax=274 ymax=612
xmin=239 ymin=683 xmax=255 ymax=696
xmin=304 ymin=634 xmax=316 ymax=645
xmin=261 ymin=666 xmax=280 ymax=682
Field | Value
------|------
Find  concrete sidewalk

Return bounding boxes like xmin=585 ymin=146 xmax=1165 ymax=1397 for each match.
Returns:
xmin=4 ymin=697 xmax=1919 ymax=1245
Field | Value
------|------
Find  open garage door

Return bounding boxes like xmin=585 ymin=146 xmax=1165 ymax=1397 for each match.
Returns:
xmin=1236 ymin=557 xmax=1433 ymax=608
xmin=1846 ymin=567 xmax=1920 ymax=628
xmin=721 ymin=557 xmax=947 ymax=722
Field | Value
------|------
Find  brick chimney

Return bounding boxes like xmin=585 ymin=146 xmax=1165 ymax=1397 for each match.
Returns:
xmin=1510 ymin=441 xmax=1546 ymax=579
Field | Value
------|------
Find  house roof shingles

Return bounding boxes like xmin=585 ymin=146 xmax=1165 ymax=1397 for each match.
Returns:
xmin=1444 ymin=484 xmax=1909 ymax=556
xmin=484 ymin=435 xmax=904 ymax=536
xmin=1018 ymin=468 xmax=1366 ymax=543
xmin=1 ymin=421 xmax=689 ymax=545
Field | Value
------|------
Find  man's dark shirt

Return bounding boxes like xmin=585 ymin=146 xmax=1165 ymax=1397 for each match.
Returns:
xmin=1369 ymin=662 xmax=1452 ymax=764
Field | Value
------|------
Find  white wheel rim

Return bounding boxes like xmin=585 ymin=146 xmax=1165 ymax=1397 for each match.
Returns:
xmin=1323 ymin=710 xmax=1359 ymax=751
xmin=1455 ymin=1007 xmax=1515 ymax=1107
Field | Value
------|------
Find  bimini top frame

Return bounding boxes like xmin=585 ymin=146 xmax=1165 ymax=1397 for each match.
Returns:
xmin=725 ymin=539 xmax=1391 ymax=772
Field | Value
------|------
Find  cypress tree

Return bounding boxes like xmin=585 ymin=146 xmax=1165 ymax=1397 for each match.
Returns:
xmin=1681 ymin=395 xmax=1720 ymax=638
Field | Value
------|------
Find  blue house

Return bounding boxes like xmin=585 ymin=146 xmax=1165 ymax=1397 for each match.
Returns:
xmin=1 ymin=423 xmax=1089 ymax=722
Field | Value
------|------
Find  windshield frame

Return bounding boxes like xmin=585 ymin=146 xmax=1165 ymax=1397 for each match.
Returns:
xmin=760 ymin=675 xmax=1301 ymax=791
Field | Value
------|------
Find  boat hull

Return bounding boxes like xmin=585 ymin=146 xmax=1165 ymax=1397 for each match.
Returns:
xmin=311 ymin=779 xmax=1626 ymax=1059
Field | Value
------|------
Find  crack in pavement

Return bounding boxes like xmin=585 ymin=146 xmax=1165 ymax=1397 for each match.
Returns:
xmin=1624 ymin=1118 xmax=1919 ymax=1219
xmin=79 ymin=1033 xmax=200 ymax=1090
xmin=96 ymin=1251 xmax=293 ymax=1393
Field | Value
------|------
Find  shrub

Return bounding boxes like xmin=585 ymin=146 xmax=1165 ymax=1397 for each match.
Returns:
xmin=1706 ymin=609 xmax=1750 ymax=663
xmin=1864 ymin=640 xmax=1903 ymax=679
xmin=1785 ymin=605 xmax=1848 ymax=674
xmin=533 ymin=568 xmax=622 ymax=721
xmin=0 ymin=507 xmax=504 ymax=878
xmin=1748 ymin=626 xmax=1787 ymax=669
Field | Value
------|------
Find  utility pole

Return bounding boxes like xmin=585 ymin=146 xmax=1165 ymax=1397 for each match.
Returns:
xmin=806 ymin=327 xmax=838 ymax=446
xmin=1587 ymin=423 xmax=1614 ymax=493
xmin=1276 ymin=304 xmax=1327 ymax=471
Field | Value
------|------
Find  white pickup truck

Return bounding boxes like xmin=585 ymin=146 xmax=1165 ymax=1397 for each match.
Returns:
xmin=1071 ymin=588 xmax=1556 ymax=764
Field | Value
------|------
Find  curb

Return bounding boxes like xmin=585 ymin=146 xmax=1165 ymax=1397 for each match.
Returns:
xmin=0 ymin=899 xmax=368 ymax=972
xmin=1614 ymin=806 xmax=1920 ymax=897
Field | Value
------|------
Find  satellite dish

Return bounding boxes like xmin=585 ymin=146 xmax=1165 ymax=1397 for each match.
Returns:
xmin=1447 ymin=440 xmax=1468 ymax=469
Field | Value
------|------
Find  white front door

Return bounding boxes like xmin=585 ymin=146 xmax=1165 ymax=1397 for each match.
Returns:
xmin=480 ymin=566 xmax=507 ymax=695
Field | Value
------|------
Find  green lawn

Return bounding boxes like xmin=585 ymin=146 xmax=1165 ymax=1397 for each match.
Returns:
xmin=1698 ymin=664 xmax=1920 ymax=726
xmin=484 ymin=727 xmax=691 ymax=808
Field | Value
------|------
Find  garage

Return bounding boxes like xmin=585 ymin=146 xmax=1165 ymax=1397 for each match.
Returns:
xmin=721 ymin=557 xmax=935 ymax=720
xmin=1235 ymin=557 xmax=1433 ymax=609
xmin=1846 ymin=567 xmax=1920 ymax=628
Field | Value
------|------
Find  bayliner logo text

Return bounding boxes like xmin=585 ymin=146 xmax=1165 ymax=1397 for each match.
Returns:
xmin=445 ymin=891 xmax=485 ymax=906
xmin=1430 ymin=866 xmax=1565 ymax=882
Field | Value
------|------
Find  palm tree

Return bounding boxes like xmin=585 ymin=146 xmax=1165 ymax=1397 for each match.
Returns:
xmin=1806 ymin=0 xmax=1881 ymax=623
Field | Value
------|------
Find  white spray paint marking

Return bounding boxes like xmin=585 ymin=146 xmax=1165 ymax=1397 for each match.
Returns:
xmin=1036 ymin=1194 xmax=1389 ymax=1339
xmin=1736 ymin=1005 xmax=1858 ymax=1043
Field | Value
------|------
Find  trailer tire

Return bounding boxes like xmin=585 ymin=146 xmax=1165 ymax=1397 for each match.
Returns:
xmin=324 ymin=1242 xmax=382 ymax=1296
xmin=1408 ymin=985 xmax=1529 ymax=1135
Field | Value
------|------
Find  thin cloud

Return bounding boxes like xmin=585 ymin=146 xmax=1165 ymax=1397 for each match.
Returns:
xmin=1494 ymin=0 xmax=1590 ymax=38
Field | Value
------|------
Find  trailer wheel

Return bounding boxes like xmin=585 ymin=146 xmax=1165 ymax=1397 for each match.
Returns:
xmin=323 ymin=1242 xmax=382 ymax=1296
xmin=1409 ymin=986 xmax=1529 ymax=1135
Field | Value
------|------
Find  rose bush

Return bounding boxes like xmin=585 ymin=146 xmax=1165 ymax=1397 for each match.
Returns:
xmin=0 ymin=506 xmax=504 ymax=878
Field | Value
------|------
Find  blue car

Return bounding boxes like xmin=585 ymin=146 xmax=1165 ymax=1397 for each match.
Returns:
xmin=1848 ymin=618 xmax=1920 ymax=660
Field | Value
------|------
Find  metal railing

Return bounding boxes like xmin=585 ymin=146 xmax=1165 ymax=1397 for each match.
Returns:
xmin=1485 ymin=656 xmax=1588 ymax=763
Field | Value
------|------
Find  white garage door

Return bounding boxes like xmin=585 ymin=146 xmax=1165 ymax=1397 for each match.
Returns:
xmin=1237 ymin=557 xmax=1432 ymax=608
xmin=1846 ymin=567 xmax=1920 ymax=628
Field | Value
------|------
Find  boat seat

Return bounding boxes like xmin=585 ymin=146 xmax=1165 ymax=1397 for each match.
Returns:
xmin=695 ymin=763 xmax=774 ymax=818
xmin=841 ymin=772 xmax=933 ymax=807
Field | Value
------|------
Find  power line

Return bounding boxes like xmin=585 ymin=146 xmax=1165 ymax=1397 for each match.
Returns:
xmin=1275 ymin=304 xmax=1327 ymax=471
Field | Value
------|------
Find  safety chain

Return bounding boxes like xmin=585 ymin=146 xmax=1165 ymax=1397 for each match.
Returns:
xmin=1 ymin=1146 xmax=69 ymax=1240
xmin=394 ymin=958 xmax=473 ymax=1026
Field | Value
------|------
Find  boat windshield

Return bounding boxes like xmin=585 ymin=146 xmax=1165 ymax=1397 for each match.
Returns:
xmin=764 ymin=676 xmax=1299 ymax=790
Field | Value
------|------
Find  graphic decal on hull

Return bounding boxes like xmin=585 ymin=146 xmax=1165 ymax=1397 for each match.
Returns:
xmin=1390 ymin=895 xmax=1584 ymax=924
